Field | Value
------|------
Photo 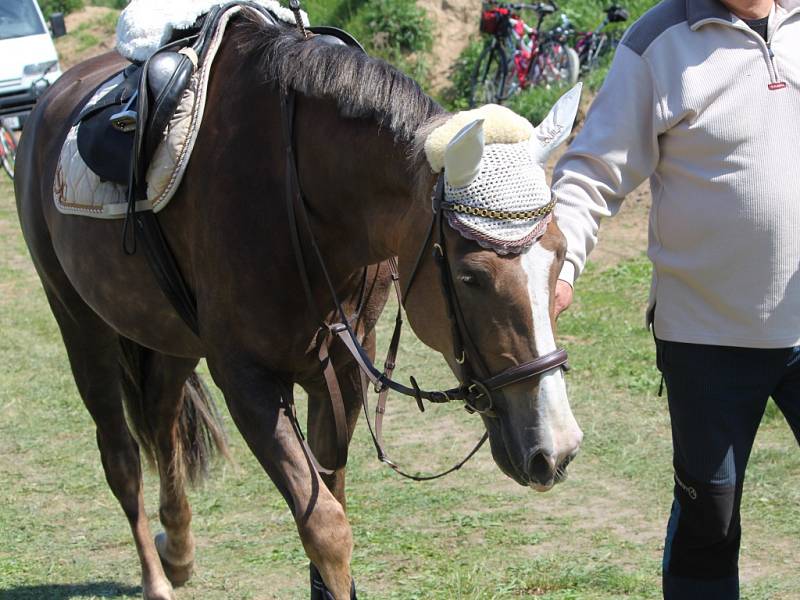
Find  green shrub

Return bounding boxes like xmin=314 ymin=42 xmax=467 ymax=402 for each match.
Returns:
xmin=506 ymin=83 xmax=571 ymax=125
xmin=39 ymin=0 xmax=127 ymax=18
xmin=305 ymin=0 xmax=369 ymax=28
xmin=38 ymin=0 xmax=85 ymax=18
xmin=440 ymin=39 xmax=483 ymax=111
xmin=88 ymin=0 xmax=128 ymax=8
xmin=347 ymin=0 xmax=433 ymax=81
xmin=354 ymin=0 xmax=432 ymax=54
xmin=305 ymin=0 xmax=434 ymax=84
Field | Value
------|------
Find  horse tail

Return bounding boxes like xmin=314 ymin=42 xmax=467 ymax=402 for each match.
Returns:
xmin=118 ymin=337 xmax=230 ymax=486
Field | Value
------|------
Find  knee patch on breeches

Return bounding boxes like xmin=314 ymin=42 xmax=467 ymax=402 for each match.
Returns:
xmin=663 ymin=466 xmax=742 ymax=579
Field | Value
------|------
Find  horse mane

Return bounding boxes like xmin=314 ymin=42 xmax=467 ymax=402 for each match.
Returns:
xmin=235 ymin=13 xmax=446 ymax=143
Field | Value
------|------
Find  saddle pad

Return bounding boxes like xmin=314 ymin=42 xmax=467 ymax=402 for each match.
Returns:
xmin=53 ymin=4 xmax=259 ymax=219
xmin=116 ymin=0 xmax=308 ymax=62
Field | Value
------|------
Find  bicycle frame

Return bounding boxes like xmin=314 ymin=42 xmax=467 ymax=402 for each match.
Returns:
xmin=502 ymin=10 xmax=551 ymax=92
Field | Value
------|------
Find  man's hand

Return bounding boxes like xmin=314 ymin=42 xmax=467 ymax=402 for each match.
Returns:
xmin=555 ymin=280 xmax=574 ymax=319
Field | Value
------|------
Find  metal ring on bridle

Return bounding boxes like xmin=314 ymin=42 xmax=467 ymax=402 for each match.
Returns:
xmin=464 ymin=380 xmax=495 ymax=416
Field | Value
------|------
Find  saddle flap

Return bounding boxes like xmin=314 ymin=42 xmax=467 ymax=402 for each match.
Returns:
xmin=143 ymin=51 xmax=196 ymax=167
xmin=76 ymin=67 xmax=143 ymax=185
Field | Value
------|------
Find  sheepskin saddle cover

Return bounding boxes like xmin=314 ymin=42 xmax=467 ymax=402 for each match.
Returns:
xmin=117 ymin=0 xmax=307 ymax=62
xmin=54 ymin=2 xmax=277 ymax=218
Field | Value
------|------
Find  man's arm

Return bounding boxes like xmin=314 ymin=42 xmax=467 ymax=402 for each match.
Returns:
xmin=552 ymin=43 xmax=664 ymax=315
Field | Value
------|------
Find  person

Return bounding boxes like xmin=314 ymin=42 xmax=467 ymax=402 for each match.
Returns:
xmin=550 ymin=0 xmax=800 ymax=597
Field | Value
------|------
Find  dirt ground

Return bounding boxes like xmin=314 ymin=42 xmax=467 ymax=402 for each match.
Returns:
xmin=417 ymin=0 xmax=482 ymax=90
xmin=54 ymin=6 xmax=118 ymax=70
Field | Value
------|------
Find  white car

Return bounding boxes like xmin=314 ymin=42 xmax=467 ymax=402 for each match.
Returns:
xmin=0 ymin=0 xmax=63 ymax=130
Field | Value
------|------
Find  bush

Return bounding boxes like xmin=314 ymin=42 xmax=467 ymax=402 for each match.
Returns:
xmin=38 ymin=0 xmax=127 ymax=18
xmin=347 ymin=0 xmax=433 ymax=83
xmin=38 ymin=0 xmax=85 ymax=18
xmin=354 ymin=0 xmax=432 ymax=54
xmin=89 ymin=0 xmax=128 ymax=8
xmin=305 ymin=0 xmax=434 ymax=85
xmin=439 ymin=39 xmax=483 ymax=111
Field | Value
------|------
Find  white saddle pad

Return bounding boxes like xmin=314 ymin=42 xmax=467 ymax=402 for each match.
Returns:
xmin=53 ymin=4 xmax=266 ymax=219
xmin=116 ymin=0 xmax=307 ymax=62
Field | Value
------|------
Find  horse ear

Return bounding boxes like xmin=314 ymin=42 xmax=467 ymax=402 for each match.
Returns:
xmin=444 ymin=119 xmax=485 ymax=188
xmin=529 ymin=83 xmax=582 ymax=165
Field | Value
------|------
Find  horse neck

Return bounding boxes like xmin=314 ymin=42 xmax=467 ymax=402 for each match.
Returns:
xmin=295 ymin=96 xmax=440 ymax=269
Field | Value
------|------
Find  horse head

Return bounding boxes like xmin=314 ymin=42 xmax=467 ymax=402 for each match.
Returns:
xmin=401 ymin=85 xmax=584 ymax=490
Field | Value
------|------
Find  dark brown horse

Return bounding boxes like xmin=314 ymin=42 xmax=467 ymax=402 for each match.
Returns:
xmin=15 ymin=11 xmax=582 ymax=600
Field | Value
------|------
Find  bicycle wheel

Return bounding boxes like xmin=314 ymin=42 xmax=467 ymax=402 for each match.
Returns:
xmin=0 ymin=125 xmax=17 ymax=180
xmin=469 ymin=40 xmax=508 ymax=107
xmin=587 ymin=33 xmax=608 ymax=70
xmin=559 ymin=46 xmax=580 ymax=85
xmin=532 ymin=44 xmax=579 ymax=88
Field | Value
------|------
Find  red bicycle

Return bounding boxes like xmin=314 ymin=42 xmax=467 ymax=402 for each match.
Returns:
xmin=0 ymin=121 xmax=17 ymax=180
xmin=570 ymin=5 xmax=629 ymax=73
xmin=469 ymin=0 xmax=578 ymax=107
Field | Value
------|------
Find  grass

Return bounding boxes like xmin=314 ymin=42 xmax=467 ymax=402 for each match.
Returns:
xmin=1 ymin=165 xmax=799 ymax=600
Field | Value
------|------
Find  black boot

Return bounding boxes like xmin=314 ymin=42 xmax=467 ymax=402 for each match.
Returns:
xmin=310 ymin=563 xmax=357 ymax=599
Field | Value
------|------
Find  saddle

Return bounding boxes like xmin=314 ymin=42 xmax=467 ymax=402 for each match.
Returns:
xmin=75 ymin=1 xmax=362 ymax=189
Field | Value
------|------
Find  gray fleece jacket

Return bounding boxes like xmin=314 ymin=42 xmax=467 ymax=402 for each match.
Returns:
xmin=553 ymin=0 xmax=800 ymax=348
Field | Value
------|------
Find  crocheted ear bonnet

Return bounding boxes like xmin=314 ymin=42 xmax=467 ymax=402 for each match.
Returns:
xmin=423 ymin=104 xmax=553 ymax=255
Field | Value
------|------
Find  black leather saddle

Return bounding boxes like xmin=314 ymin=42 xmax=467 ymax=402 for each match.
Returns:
xmin=74 ymin=2 xmax=365 ymax=190
xmin=76 ymin=51 xmax=194 ymax=185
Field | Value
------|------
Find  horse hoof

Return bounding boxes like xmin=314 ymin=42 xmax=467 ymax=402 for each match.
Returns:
xmin=310 ymin=563 xmax=357 ymax=600
xmin=141 ymin=582 xmax=176 ymax=600
xmin=155 ymin=532 xmax=194 ymax=588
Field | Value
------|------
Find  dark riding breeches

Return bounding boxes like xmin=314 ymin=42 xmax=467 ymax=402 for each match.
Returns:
xmin=655 ymin=339 xmax=800 ymax=599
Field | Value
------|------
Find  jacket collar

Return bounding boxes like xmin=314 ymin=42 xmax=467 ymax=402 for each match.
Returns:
xmin=689 ymin=0 xmax=800 ymax=29
xmin=687 ymin=0 xmax=734 ymax=29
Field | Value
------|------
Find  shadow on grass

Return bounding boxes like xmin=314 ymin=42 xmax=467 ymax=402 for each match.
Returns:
xmin=0 ymin=581 xmax=140 ymax=599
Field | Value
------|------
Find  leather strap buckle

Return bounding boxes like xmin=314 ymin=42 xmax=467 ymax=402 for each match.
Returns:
xmin=464 ymin=380 xmax=495 ymax=416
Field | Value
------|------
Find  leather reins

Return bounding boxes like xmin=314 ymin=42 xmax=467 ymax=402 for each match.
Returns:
xmin=280 ymin=89 xmax=569 ymax=480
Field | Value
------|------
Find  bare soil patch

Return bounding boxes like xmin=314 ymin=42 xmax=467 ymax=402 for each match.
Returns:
xmin=55 ymin=6 xmax=119 ymax=70
xmin=418 ymin=0 xmax=482 ymax=90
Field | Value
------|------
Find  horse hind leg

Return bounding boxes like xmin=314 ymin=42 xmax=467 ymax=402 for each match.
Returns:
xmin=41 ymin=288 xmax=176 ymax=600
xmin=118 ymin=341 xmax=230 ymax=588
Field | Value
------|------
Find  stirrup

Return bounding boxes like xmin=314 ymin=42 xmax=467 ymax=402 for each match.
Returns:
xmin=110 ymin=90 xmax=139 ymax=132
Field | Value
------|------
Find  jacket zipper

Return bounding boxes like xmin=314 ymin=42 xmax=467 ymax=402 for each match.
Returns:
xmin=765 ymin=41 xmax=787 ymax=89
xmin=703 ymin=14 xmax=792 ymax=90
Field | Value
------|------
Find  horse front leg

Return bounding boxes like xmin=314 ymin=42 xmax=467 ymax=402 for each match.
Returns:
xmin=216 ymin=366 xmax=354 ymax=600
xmin=302 ymin=335 xmax=374 ymax=599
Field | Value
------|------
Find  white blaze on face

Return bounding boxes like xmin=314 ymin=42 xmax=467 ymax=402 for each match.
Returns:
xmin=521 ymin=244 xmax=583 ymax=459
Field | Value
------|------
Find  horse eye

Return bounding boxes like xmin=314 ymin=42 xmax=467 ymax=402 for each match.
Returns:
xmin=457 ymin=272 xmax=482 ymax=287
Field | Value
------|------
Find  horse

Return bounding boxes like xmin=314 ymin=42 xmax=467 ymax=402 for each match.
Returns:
xmin=14 ymin=8 xmax=583 ymax=600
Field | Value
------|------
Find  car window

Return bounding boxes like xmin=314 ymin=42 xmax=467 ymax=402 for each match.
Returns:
xmin=0 ymin=0 xmax=46 ymax=41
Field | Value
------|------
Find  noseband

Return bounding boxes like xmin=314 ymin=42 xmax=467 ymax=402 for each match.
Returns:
xmin=397 ymin=176 xmax=569 ymax=417
xmin=280 ymin=89 xmax=568 ymax=480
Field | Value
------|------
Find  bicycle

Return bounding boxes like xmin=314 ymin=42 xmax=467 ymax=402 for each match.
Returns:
xmin=0 ymin=65 xmax=56 ymax=181
xmin=469 ymin=0 xmax=579 ymax=107
xmin=0 ymin=121 xmax=17 ymax=180
xmin=571 ymin=5 xmax=629 ymax=73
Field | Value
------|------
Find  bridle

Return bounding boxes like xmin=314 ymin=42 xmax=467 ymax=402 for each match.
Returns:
xmin=280 ymin=88 xmax=569 ymax=480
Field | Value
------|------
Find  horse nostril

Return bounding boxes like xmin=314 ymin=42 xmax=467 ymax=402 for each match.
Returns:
xmin=527 ymin=450 xmax=556 ymax=484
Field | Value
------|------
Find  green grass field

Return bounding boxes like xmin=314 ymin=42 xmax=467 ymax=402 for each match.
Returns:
xmin=1 ymin=167 xmax=798 ymax=600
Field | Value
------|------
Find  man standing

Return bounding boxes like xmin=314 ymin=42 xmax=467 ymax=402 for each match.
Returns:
xmin=551 ymin=0 xmax=800 ymax=597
